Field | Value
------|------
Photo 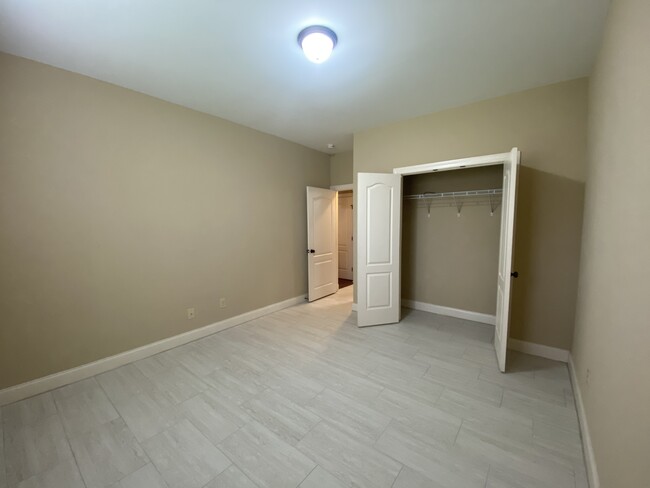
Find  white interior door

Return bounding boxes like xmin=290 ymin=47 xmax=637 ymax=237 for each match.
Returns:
xmin=494 ymin=148 xmax=521 ymax=372
xmin=337 ymin=192 xmax=353 ymax=280
xmin=357 ymin=173 xmax=402 ymax=327
xmin=307 ymin=187 xmax=338 ymax=302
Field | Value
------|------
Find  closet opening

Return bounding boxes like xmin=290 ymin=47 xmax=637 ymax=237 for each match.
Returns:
xmin=356 ymin=148 xmax=520 ymax=371
xmin=402 ymin=166 xmax=503 ymax=325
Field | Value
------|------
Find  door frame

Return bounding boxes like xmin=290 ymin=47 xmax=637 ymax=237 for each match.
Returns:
xmin=336 ymin=190 xmax=354 ymax=281
xmin=390 ymin=148 xmax=519 ymax=371
xmin=393 ymin=151 xmax=512 ymax=176
xmin=331 ymin=184 xmax=355 ymax=284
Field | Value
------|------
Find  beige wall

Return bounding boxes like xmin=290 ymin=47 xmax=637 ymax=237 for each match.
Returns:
xmin=0 ymin=53 xmax=330 ymax=390
xmin=402 ymin=166 xmax=502 ymax=315
xmin=330 ymin=151 xmax=353 ymax=186
xmin=354 ymin=78 xmax=588 ymax=350
xmin=571 ymin=0 xmax=650 ymax=486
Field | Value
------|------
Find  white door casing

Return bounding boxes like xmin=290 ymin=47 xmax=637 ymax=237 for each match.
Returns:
xmin=307 ymin=187 xmax=339 ymax=302
xmin=338 ymin=192 xmax=353 ymax=280
xmin=357 ymin=173 xmax=402 ymax=327
xmin=494 ymin=147 xmax=520 ymax=372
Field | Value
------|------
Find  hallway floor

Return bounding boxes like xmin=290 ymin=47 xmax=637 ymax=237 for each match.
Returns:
xmin=1 ymin=286 xmax=588 ymax=488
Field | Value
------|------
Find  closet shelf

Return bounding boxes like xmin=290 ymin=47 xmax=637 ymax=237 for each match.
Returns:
xmin=404 ymin=188 xmax=502 ymax=200
xmin=404 ymin=188 xmax=503 ymax=217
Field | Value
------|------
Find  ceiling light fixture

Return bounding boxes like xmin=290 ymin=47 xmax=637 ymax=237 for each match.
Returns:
xmin=298 ymin=25 xmax=337 ymax=64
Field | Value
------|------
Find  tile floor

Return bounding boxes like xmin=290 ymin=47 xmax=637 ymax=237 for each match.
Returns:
xmin=0 ymin=286 xmax=588 ymax=488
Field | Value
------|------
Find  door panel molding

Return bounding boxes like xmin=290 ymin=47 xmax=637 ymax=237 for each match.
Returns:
xmin=357 ymin=173 xmax=402 ymax=327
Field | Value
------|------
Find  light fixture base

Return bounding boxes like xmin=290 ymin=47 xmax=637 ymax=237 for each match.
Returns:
xmin=297 ymin=25 xmax=338 ymax=48
xmin=297 ymin=25 xmax=338 ymax=63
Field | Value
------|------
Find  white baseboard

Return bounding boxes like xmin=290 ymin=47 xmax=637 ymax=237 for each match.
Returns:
xmin=0 ymin=294 xmax=306 ymax=406
xmin=351 ymin=302 xmax=358 ymax=311
xmin=568 ymin=354 xmax=599 ymax=488
xmin=401 ymin=299 xmax=496 ymax=326
xmin=507 ymin=338 xmax=569 ymax=363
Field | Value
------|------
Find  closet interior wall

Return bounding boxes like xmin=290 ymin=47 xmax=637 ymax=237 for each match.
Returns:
xmin=402 ymin=165 xmax=503 ymax=316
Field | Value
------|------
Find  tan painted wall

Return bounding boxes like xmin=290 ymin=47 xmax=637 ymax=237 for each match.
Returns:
xmin=0 ymin=53 xmax=330 ymax=390
xmin=330 ymin=151 xmax=353 ymax=186
xmin=571 ymin=0 xmax=650 ymax=485
xmin=403 ymin=166 xmax=502 ymax=315
xmin=354 ymin=78 xmax=588 ymax=350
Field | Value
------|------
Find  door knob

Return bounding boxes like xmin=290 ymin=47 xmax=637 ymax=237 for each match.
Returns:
xmin=511 ymin=271 xmax=519 ymax=278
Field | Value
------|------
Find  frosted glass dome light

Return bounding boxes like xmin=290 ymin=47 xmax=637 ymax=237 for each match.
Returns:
xmin=298 ymin=26 xmax=337 ymax=64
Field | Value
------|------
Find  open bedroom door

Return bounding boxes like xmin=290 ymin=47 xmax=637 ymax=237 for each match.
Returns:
xmin=494 ymin=148 xmax=521 ymax=372
xmin=306 ymin=187 xmax=338 ymax=302
xmin=356 ymin=173 xmax=402 ymax=327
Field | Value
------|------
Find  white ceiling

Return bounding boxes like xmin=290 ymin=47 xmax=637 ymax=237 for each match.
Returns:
xmin=0 ymin=0 xmax=609 ymax=153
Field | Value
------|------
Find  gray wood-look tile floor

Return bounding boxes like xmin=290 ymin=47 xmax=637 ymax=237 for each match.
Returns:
xmin=0 ymin=286 xmax=589 ymax=488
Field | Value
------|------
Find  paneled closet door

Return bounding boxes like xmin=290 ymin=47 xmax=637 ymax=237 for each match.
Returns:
xmin=494 ymin=148 xmax=521 ymax=372
xmin=356 ymin=173 xmax=402 ymax=327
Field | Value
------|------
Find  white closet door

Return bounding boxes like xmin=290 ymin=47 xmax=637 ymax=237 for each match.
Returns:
xmin=494 ymin=148 xmax=521 ymax=372
xmin=357 ymin=173 xmax=402 ymax=327
xmin=307 ymin=187 xmax=338 ymax=302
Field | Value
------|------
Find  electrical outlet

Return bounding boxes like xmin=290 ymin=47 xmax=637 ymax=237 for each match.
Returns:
xmin=187 ymin=307 xmax=195 ymax=319
xmin=219 ymin=297 xmax=227 ymax=309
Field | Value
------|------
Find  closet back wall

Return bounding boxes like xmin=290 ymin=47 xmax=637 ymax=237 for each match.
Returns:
xmin=0 ymin=53 xmax=330 ymax=390
xmin=354 ymin=78 xmax=587 ymax=351
xmin=402 ymin=166 xmax=502 ymax=315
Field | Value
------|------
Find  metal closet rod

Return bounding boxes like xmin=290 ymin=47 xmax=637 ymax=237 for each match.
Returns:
xmin=404 ymin=188 xmax=503 ymax=200
xmin=404 ymin=188 xmax=503 ymax=217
